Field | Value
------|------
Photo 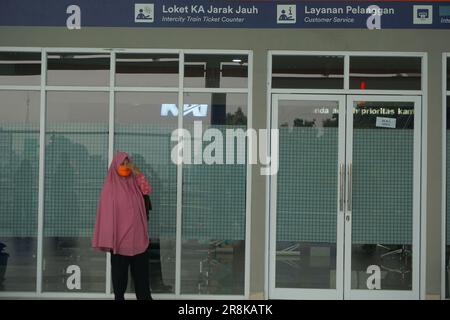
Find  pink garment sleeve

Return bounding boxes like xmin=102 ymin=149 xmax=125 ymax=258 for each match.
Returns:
xmin=135 ymin=172 xmax=152 ymax=195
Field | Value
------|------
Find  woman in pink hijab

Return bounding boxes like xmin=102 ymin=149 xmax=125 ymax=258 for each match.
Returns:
xmin=92 ymin=151 xmax=152 ymax=300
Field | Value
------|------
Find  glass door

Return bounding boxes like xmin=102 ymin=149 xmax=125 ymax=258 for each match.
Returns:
xmin=269 ymin=94 xmax=421 ymax=300
xmin=344 ymin=95 xmax=421 ymax=300
xmin=269 ymin=94 xmax=346 ymax=299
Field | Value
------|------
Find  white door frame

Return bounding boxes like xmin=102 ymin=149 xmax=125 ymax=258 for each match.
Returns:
xmin=269 ymin=93 xmax=346 ymax=300
xmin=344 ymin=95 xmax=421 ymax=300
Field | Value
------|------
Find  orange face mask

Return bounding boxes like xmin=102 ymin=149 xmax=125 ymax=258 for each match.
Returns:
xmin=117 ymin=165 xmax=132 ymax=177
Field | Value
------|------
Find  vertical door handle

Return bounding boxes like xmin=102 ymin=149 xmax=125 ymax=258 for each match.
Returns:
xmin=339 ymin=164 xmax=344 ymax=212
xmin=347 ymin=163 xmax=352 ymax=212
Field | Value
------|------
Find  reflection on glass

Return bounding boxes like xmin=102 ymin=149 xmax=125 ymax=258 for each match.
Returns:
xmin=446 ymin=96 xmax=450 ymax=299
xmin=0 ymin=91 xmax=40 ymax=291
xmin=43 ymin=92 xmax=108 ymax=292
xmin=115 ymin=92 xmax=177 ymax=294
xmin=276 ymin=100 xmax=338 ymax=289
xmin=350 ymin=57 xmax=421 ymax=90
xmin=272 ymin=55 xmax=344 ymax=89
xmin=351 ymin=101 xmax=414 ymax=290
xmin=0 ymin=52 xmax=41 ymax=86
xmin=115 ymin=54 xmax=179 ymax=87
xmin=181 ymin=93 xmax=247 ymax=295
xmin=184 ymin=54 xmax=248 ymax=88
xmin=47 ymin=53 xmax=110 ymax=86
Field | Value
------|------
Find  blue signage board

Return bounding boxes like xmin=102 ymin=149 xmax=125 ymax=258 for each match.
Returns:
xmin=1 ymin=0 xmax=450 ymax=29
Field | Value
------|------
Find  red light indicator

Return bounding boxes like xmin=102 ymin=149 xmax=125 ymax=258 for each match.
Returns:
xmin=360 ymin=81 xmax=366 ymax=90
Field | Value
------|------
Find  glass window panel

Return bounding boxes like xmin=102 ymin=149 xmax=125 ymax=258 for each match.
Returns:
xmin=351 ymin=100 xmax=414 ymax=290
xmin=114 ymin=92 xmax=178 ymax=294
xmin=350 ymin=56 xmax=421 ymax=90
xmin=447 ymin=58 xmax=450 ymax=91
xmin=0 ymin=52 xmax=41 ymax=86
xmin=272 ymin=55 xmax=344 ymax=89
xmin=184 ymin=54 xmax=248 ymax=88
xmin=0 ymin=91 xmax=40 ymax=292
xmin=446 ymin=96 xmax=450 ymax=299
xmin=47 ymin=53 xmax=110 ymax=86
xmin=181 ymin=93 xmax=247 ymax=295
xmin=43 ymin=92 xmax=108 ymax=292
xmin=115 ymin=53 xmax=179 ymax=87
xmin=276 ymin=100 xmax=339 ymax=289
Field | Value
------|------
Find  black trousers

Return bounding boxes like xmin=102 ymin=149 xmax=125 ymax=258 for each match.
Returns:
xmin=111 ymin=249 xmax=152 ymax=300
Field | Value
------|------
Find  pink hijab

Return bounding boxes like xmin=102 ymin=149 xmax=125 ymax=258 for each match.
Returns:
xmin=92 ymin=152 xmax=149 ymax=256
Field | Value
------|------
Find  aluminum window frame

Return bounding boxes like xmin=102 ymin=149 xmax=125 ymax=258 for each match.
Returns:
xmin=266 ymin=50 xmax=427 ymax=300
xmin=0 ymin=47 xmax=252 ymax=300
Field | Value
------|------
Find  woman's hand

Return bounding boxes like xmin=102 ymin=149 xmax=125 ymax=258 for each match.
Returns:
xmin=126 ymin=162 xmax=141 ymax=175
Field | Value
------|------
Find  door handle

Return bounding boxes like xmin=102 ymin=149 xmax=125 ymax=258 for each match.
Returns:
xmin=347 ymin=163 xmax=352 ymax=212
xmin=339 ymin=164 xmax=344 ymax=212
